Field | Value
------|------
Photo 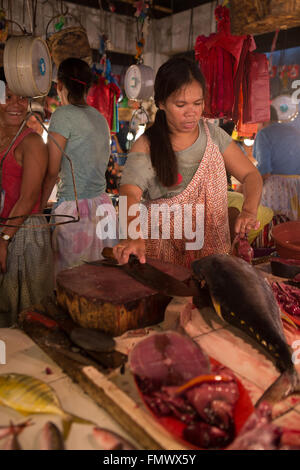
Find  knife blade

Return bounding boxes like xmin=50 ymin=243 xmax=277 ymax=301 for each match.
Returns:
xmin=84 ymin=248 xmax=197 ymax=297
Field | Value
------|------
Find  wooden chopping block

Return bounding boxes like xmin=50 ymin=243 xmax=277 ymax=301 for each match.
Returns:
xmin=56 ymin=259 xmax=191 ymax=336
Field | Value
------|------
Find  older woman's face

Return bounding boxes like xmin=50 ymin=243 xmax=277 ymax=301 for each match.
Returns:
xmin=0 ymin=86 xmax=28 ymax=127
xmin=159 ymin=80 xmax=204 ymax=134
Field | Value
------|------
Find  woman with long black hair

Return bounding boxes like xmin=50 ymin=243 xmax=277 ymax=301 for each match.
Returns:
xmin=113 ymin=56 xmax=262 ymax=267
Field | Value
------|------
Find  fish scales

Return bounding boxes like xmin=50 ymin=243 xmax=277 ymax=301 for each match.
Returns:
xmin=0 ymin=374 xmax=94 ymax=439
xmin=193 ymin=254 xmax=292 ymax=372
xmin=0 ymin=374 xmax=63 ymax=416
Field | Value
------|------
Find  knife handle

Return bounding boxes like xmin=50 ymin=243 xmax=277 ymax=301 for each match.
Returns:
xmin=102 ymin=247 xmax=115 ymax=259
xmin=102 ymin=247 xmax=139 ymax=265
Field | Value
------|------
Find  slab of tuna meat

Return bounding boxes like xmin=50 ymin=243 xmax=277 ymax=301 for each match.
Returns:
xmin=183 ymin=422 xmax=231 ymax=449
xmin=129 ymin=332 xmax=211 ymax=386
xmin=185 ymin=367 xmax=239 ymax=433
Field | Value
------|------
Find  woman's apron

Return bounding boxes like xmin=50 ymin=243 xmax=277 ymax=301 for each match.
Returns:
xmin=144 ymin=120 xmax=231 ymax=268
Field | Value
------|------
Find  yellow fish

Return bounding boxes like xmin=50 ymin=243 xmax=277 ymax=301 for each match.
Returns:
xmin=0 ymin=374 xmax=94 ymax=439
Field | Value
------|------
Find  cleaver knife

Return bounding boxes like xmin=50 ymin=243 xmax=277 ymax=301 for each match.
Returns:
xmin=84 ymin=247 xmax=196 ymax=297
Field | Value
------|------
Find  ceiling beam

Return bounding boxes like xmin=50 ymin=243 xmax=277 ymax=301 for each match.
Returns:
xmin=66 ymin=0 xmax=172 ymax=14
xmin=117 ymin=0 xmax=172 ymax=14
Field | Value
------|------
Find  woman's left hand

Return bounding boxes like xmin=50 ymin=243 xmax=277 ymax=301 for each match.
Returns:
xmin=234 ymin=209 xmax=260 ymax=238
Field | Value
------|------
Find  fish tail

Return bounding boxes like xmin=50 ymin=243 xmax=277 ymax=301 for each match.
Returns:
xmin=256 ymin=368 xmax=300 ymax=408
xmin=62 ymin=414 xmax=95 ymax=440
xmin=62 ymin=418 xmax=72 ymax=441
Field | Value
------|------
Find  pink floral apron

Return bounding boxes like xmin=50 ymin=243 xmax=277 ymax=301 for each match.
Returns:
xmin=144 ymin=120 xmax=231 ymax=267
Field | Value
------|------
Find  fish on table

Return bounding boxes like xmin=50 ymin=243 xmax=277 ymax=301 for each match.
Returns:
xmin=0 ymin=419 xmax=33 ymax=440
xmin=1 ymin=422 xmax=23 ymax=450
xmin=192 ymin=254 xmax=300 ymax=405
xmin=0 ymin=374 xmax=94 ymax=439
xmin=93 ymin=427 xmax=137 ymax=450
xmin=40 ymin=421 xmax=65 ymax=450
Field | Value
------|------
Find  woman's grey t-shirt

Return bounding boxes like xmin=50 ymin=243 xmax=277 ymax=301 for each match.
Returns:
xmin=121 ymin=120 xmax=232 ymax=200
xmin=49 ymin=104 xmax=110 ymax=200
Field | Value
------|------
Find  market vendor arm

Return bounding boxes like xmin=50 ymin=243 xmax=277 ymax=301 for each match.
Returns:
xmin=113 ymin=136 xmax=150 ymax=264
xmin=0 ymin=133 xmax=48 ymax=273
xmin=223 ymin=141 xmax=263 ymax=237
xmin=113 ymin=183 xmax=146 ymax=264
xmin=40 ymin=132 xmax=66 ymax=209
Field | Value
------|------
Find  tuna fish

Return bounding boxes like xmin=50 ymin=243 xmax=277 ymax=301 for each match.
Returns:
xmin=192 ymin=254 xmax=300 ymax=405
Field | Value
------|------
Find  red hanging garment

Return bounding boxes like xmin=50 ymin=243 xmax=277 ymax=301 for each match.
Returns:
xmin=242 ymin=52 xmax=270 ymax=124
xmin=232 ymin=36 xmax=254 ymax=122
xmin=236 ymin=84 xmax=258 ymax=137
xmin=195 ymin=6 xmax=255 ymax=119
xmin=87 ymin=75 xmax=120 ymax=130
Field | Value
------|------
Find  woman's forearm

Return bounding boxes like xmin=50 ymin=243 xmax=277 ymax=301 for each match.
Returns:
xmin=41 ymin=174 xmax=58 ymax=210
xmin=241 ymin=171 xmax=263 ymax=215
xmin=119 ymin=185 xmax=143 ymax=240
xmin=1 ymin=194 xmax=41 ymax=238
xmin=114 ymin=185 xmax=145 ymax=264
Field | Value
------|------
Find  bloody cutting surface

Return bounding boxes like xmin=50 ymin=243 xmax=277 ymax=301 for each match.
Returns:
xmin=271 ymin=282 xmax=300 ymax=328
xmin=129 ymin=332 xmax=254 ymax=449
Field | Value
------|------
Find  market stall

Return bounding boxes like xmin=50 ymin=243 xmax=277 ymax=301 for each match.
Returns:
xmin=0 ymin=0 xmax=300 ymax=453
xmin=1 ymin=258 xmax=300 ymax=450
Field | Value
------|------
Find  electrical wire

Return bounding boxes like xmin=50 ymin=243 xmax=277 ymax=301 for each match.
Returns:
xmin=33 ymin=0 xmax=38 ymax=34
xmin=188 ymin=7 xmax=194 ymax=51
xmin=26 ymin=0 xmax=33 ymax=34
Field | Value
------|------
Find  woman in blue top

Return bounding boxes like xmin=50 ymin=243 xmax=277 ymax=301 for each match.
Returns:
xmin=41 ymin=58 xmax=117 ymax=277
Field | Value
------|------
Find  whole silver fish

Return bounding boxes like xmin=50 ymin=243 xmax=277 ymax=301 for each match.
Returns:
xmin=93 ymin=427 xmax=136 ymax=450
xmin=40 ymin=422 xmax=65 ymax=450
xmin=0 ymin=419 xmax=32 ymax=440
xmin=2 ymin=424 xmax=22 ymax=450
xmin=192 ymin=254 xmax=300 ymax=404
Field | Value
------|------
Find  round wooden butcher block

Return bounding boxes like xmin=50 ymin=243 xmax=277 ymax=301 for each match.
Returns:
xmin=56 ymin=259 xmax=191 ymax=337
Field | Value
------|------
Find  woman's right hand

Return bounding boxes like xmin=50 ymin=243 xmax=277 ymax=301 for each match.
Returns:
xmin=113 ymin=238 xmax=146 ymax=265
